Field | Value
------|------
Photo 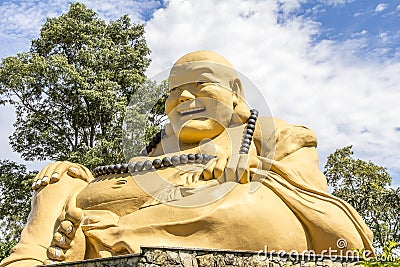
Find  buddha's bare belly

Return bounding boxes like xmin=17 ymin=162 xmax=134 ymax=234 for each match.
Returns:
xmin=76 ymin=166 xmax=207 ymax=216
xmin=75 ymin=161 xmax=310 ymax=255
xmin=80 ymin=181 xmax=309 ymax=256
xmin=76 ymin=176 xmax=144 ymax=217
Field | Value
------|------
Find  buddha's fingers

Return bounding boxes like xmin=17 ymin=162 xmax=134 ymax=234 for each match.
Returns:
xmin=40 ymin=161 xmax=89 ymax=182
xmin=51 ymin=209 xmax=83 ymax=249
xmin=53 ymin=232 xmax=72 ymax=249
xmin=31 ymin=161 xmax=93 ymax=192
xmin=214 ymin=157 xmax=228 ymax=180
xmin=49 ymin=214 xmax=86 ymax=262
xmin=31 ymin=161 xmax=62 ymax=190
xmin=225 ymin=154 xmax=257 ymax=183
xmin=67 ymin=164 xmax=93 ymax=182
xmin=203 ymin=159 xmax=217 ymax=181
xmin=42 ymin=161 xmax=63 ymax=183
xmin=58 ymin=221 xmax=75 ymax=239
xmin=225 ymin=155 xmax=239 ymax=182
xmin=237 ymin=154 xmax=250 ymax=184
xmin=47 ymin=246 xmax=66 ymax=261
xmin=65 ymin=208 xmax=84 ymax=225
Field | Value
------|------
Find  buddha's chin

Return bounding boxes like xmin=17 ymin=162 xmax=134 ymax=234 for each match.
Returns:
xmin=177 ymin=120 xmax=225 ymax=144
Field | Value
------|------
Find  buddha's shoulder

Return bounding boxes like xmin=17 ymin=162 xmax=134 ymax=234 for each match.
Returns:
xmin=256 ymin=116 xmax=318 ymax=160
xmin=258 ymin=116 xmax=316 ymax=141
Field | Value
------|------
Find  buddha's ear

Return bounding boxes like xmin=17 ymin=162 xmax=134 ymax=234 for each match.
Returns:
xmin=230 ymin=78 xmax=242 ymax=107
xmin=230 ymin=78 xmax=250 ymax=123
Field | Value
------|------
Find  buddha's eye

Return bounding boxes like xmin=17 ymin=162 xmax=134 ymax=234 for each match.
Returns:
xmin=169 ymin=87 xmax=178 ymax=93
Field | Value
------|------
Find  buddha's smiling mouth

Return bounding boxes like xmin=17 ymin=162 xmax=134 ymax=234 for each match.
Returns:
xmin=178 ymin=107 xmax=205 ymax=116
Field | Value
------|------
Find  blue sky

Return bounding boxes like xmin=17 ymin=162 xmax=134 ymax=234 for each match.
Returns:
xmin=0 ymin=0 xmax=399 ymax=185
xmin=295 ymin=0 xmax=399 ymax=59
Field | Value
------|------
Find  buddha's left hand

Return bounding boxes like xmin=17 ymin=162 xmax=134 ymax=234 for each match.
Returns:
xmin=226 ymin=154 xmax=260 ymax=183
xmin=203 ymin=151 xmax=260 ymax=184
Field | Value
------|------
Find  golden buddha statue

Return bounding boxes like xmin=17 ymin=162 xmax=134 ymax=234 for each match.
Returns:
xmin=0 ymin=51 xmax=374 ymax=266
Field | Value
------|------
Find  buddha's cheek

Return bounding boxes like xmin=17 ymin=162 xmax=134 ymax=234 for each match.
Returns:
xmin=164 ymin=95 xmax=179 ymax=118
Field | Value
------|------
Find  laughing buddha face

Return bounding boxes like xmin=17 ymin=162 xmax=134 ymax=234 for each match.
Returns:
xmin=165 ymin=50 xmax=245 ymax=144
xmin=165 ymin=81 xmax=238 ymax=144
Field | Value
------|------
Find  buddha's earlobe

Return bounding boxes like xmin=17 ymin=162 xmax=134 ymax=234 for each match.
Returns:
xmin=230 ymin=78 xmax=242 ymax=107
xmin=233 ymin=94 xmax=239 ymax=107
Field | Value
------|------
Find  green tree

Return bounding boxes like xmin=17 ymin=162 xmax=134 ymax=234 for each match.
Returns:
xmin=0 ymin=2 xmax=159 ymax=260
xmin=324 ymin=146 xmax=400 ymax=250
xmin=0 ymin=2 xmax=151 ymax=169
xmin=123 ymin=79 xmax=168 ymax=159
xmin=0 ymin=160 xmax=35 ymax=260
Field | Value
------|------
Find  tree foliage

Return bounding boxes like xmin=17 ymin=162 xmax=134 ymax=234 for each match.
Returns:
xmin=0 ymin=2 xmax=157 ymax=260
xmin=123 ymin=79 xmax=168 ymax=159
xmin=0 ymin=160 xmax=35 ymax=259
xmin=324 ymin=146 xmax=400 ymax=250
xmin=0 ymin=2 xmax=151 ymax=169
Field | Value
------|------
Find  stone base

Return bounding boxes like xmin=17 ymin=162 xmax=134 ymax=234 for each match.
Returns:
xmin=42 ymin=246 xmax=362 ymax=267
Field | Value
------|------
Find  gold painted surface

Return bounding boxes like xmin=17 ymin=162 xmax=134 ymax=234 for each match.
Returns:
xmin=0 ymin=51 xmax=374 ymax=267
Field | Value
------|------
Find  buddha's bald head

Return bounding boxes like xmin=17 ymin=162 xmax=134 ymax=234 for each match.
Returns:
xmin=173 ymin=50 xmax=234 ymax=68
xmin=168 ymin=50 xmax=241 ymax=95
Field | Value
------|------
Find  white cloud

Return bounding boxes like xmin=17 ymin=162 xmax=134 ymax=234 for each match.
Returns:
xmin=0 ymin=0 xmax=158 ymax=57
xmin=353 ymin=11 xmax=363 ymax=17
xmin=319 ymin=0 xmax=355 ymax=6
xmin=351 ymin=29 xmax=368 ymax=37
xmin=81 ymin=0 xmax=162 ymax=23
xmin=145 ymin=0 xmax=400 ymax=179
xmin=375 ymin=3 xmax=388 ymax=13
xmin=379 ymin=31 xmax=389 ymax=43
xmin=0 ymin=0 xmax=68 ymax=38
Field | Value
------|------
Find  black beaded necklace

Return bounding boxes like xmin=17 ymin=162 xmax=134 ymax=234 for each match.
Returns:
xmin=92 ymin=109 xmax=258 ymax=178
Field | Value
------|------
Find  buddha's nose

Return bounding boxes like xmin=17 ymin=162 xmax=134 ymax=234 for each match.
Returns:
xmin=179 ymin=90 xmax=195 ymax=103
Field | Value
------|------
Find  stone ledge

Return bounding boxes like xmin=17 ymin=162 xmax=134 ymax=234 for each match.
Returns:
xmin=42 ymin=246 xmax=363 ymax=267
